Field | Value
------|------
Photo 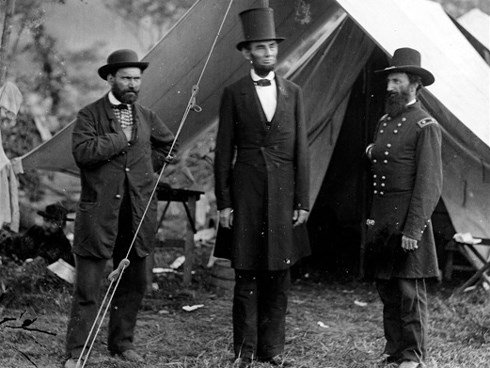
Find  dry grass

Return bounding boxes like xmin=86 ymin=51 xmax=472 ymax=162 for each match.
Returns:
xmin=1 ymin=261 xmax=490 ymax=368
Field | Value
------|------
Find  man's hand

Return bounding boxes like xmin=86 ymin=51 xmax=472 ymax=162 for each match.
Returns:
xmin=219 ymin=208 xmax=234 ymax=229
xmin=401 ymin=235 xmax=418 ymax=251
xmin=293 ymin=209 xmax=309 ymax=227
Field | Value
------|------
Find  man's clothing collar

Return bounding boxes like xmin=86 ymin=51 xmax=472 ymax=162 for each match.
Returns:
xmin=108 ymin=92 xmax=129 ymax=107
xmin=250 ymin=69 xmax=275 ymax=82
xmin=406 ymin=98 xmax=417 ymax=106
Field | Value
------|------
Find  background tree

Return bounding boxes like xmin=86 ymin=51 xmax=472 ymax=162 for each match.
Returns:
xmin=0 ymin=0 xmax=15 ymax=85
xmin=0 ymin=0 xmax=70 ymax=203
xmin=104 ymin=0 xmax=195 ymax=51
xmin=434 ymin=0 xmax=490 ymax=16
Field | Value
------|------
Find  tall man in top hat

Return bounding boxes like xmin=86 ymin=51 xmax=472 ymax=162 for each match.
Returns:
xmin=366 ymin=48 xmax=442 ymax=368
xmin=214 ymin=7 xmax=310 ymax=368
xmin=64 ymin=49 xmax=175 ymax=368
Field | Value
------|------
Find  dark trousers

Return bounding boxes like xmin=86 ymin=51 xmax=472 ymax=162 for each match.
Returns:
xmin=65 ymin=192 xmax=147 ymax=358
xmin=376 ymin=278 xmax=428 ymax=363
xmin=233 ymin=269 xmax=290 ymax=360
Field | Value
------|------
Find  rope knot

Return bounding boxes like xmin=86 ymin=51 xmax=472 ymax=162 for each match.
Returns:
xmin=108 ymin=258 xmax=131 ymax=281
xmin=189 ymin=84 xmax=202 ymax=112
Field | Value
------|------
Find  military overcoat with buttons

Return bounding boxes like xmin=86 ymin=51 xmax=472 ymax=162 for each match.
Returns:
xmin=214 ymin=75 xmax=310 ymax=271
xmin=72 ymin=94 xmax=174 ymax=259
xmin=366 ymin=101 xmax=442 ymax=279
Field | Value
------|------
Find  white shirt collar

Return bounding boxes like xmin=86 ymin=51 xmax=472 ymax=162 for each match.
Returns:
xmin=108 ymin=92 xmax=126 ymax=106
xmin=406 ymin=98 xmax=417 ymax=106
xmin=250 ymin=69 xmax=275 ymax=82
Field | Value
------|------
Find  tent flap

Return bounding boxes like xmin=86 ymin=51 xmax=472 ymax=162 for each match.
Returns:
xmin=290 ymin=17 xmax=376 ymax=204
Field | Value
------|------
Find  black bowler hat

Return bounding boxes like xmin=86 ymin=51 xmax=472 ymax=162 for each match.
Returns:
xmin=98 ymin=49 xmax=149 ymax=80
xmin=375 ymin=47 xmax=435 ymax=86
xmin=236 ymin=7 xmax=285 ymax=51
xmin=37 ymin=204 xmax=74 ymax=222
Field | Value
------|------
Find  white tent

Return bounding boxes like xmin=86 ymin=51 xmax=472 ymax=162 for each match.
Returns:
xmin=458 ymin=8 xmax=490 ymax=50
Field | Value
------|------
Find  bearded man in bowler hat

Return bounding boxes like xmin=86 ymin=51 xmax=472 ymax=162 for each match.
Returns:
xmin=214 ymin=7 xmax=310 ymax=368
xmin=64 ymin=49 xmax=174 ymax=368
xmin=365 ymin=48 xmax=442 ymax=368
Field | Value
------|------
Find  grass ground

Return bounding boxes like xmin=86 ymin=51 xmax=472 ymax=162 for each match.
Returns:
xmin=1 ymin=252 xmax=490 ymax=368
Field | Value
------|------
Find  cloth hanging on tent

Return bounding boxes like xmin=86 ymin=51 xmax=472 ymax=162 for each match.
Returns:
xmin=0 ymin=128 xmax=20 ymax=232
xmin=0 ymin=81 xmax=23 ymax=118
xmin=0 ymin=82 xmax=22 ymax=232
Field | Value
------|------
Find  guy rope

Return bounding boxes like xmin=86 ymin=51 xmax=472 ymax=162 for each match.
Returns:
xmin=77 ymin=1 xmax=235 ymax=366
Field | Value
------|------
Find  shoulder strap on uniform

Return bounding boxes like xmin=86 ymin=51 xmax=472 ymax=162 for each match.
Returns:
xmin=379 ymin=114 xmax=389 ymax=122
xmin=417 ymin=117 xmax=438 ymax=128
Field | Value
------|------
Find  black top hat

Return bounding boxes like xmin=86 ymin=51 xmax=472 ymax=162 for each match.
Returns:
xmin=37 ymin=204 xmax=74 ymax=222
xmin=375 ymin=47 xmax=434 ymax=86
xmin=98 ymin=49 xmax=149 ymax=80
xmin=236 ymin=7 xmax=285 ymax=51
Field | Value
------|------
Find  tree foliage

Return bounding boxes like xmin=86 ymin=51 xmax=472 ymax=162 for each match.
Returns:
xmin=104 ymin=0 xmax=195 ymax=51
xmin=0 ymin=0 xmax=69 ymax=116
xmin=434 ymin=0 xmax=490 ymax=17
xmin=0 ymin=0 xmax=69 ymax=202
xmin=1 ymin=111 xmax=44 ymax=201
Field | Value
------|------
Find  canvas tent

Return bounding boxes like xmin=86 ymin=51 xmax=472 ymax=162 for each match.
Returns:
xmin=451 ymin=8 xmax=490 ymax=65
xmin=458 ymin=8 xmax=490 ymax=51
xmin=17 ymin=0 xmax=490 ymax=273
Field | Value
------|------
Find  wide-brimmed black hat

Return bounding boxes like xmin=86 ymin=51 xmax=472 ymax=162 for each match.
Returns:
xmin=236 ymin=7 xmax=285 ymax=51
xmin=375 ymin=47 xmax=434 ymax=86
xmin=37 ymin=204 xmax=74 ymax=222
xmin=98 ymin=49 xmax=149 ymax=80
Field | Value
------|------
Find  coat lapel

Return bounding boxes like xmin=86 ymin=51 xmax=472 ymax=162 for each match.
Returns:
xmin=262 ymin=77 xmax=289 ymax=144
xmin=103 ymin=94 xmax=117 ymax=127
xmin=269 ymin=76 xmax=288 ymax=129
xmin=239 ymin=78 xmax=268 ymax=127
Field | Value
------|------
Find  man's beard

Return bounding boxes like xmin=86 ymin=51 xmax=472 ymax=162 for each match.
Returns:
xmin=250 ymin=54 xmax=276 ymax=77
xmin=113 ymin=85 xmax=139 ymax=104
xmin=253 ymin=63 xmax=275 ymax=76
xmin=384 ymin=89 xmax=411 ymax=117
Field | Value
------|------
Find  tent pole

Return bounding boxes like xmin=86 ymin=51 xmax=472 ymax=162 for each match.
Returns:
xmin=358 ymin=57 xmax=373 ymax=279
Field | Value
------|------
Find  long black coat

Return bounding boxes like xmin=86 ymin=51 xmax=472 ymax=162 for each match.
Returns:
xmin=72 ymin=95 xmax=174 ymax=259
xmin=214 ymin=75 xmax=310 ymax=271
xmin=366 ymin=102 xmax=442 ymax=279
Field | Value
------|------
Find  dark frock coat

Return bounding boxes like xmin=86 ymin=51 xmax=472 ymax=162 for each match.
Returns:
xmin=71 ymin=95 xmax=174 ymax=259
xmin=367 ymin=102 xmax=442 ymax=279
xmin=214 ymin=75 xmax=310 ymax=271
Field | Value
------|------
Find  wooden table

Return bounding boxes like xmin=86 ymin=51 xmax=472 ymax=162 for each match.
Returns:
xmin=155 ymin=183 xmax=204 ymax=286
xmin=448 ymin=238 xmax=490 ymax=294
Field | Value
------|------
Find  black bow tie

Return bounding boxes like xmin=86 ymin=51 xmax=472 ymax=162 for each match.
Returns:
xmin=112 ymin=104 xmax=129 ymax=110
xmin=254 ymin=79 xmax=272 ymax=87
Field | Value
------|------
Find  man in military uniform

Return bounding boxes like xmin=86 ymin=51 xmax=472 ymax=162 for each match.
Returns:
xmin=366 ymin=48 xmax=442 ymax=368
